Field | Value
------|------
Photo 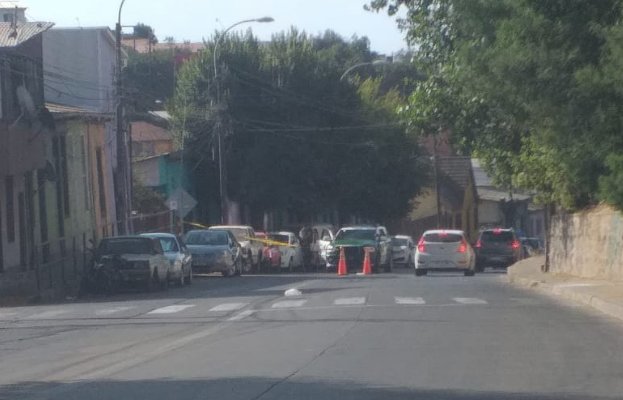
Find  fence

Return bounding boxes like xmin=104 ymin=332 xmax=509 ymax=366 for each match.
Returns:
xmin=0 ymin=210 xmax=177 ymax=302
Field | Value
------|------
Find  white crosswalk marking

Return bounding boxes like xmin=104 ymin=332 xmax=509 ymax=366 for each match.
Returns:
xmin=395 ymin=297 xmax=426 ymax=305
xmin=453 ymin=297 xmax=488 ymax=305
xmin=272 ymin=300 xmax=308 ymax=309
xmin=334 ymin=297 xmax=366 ymax=306
xmin=95 ymin=306 xmax=135 ymax=316
xmin=147 ymin=305 xmax=195 ymax=314
xmin=209 ymin=303 xmax=247 ymax=312
xmin=25 ymin=310 xmax=68 ymax=319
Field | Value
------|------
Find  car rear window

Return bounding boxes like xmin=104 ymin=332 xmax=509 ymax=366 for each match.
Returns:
xmin=481 ymin=231 xmax=515 ymax=242
xmin=392 ymin=238 xmax=409 ymax=246
xmin=423 ymin=233 xmax=463 ymax=243
xmin=98 ymin=238 xmax=153 ymax=255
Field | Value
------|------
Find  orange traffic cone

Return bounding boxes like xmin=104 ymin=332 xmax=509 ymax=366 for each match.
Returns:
xmin=361 ymin=248 xmax=372 ymax=275
xmin=337 ymin=247 xmax=348 ymax=276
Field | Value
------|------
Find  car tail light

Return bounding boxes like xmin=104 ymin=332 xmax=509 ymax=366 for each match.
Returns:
xmin=457 ymin=240 xmax=467 ymax=253
xmin=475 ymin=240 xmax=482 ymax=249
xmin=417 ymin=238 xmax=426 ymax=253
xmin=511 ymin=240 xmax=521 ymax=249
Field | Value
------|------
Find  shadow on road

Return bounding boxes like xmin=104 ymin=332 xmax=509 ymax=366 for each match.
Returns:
xmin=0 ymin=377 xmax=615 ymax=400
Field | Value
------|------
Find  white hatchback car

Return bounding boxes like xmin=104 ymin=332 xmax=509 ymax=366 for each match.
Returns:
xmin=414 ymin=230 xmax=476 ymax=276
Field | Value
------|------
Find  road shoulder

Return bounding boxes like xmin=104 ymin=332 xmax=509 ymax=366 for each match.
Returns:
xmin=507 ymin=255 xmax=623 ymax=322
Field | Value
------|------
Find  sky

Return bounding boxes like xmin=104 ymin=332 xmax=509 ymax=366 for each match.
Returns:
xmin=19 ymin=0 xmax=408 ymax=55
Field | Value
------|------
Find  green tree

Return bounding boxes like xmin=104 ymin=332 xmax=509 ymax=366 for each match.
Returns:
xmin=170 ymin=29 xmax=427 ymax=224
xmin=369 ymin=0 xmax=623 ymax=210
xmin=124 ymin=50 xmax=176 ymax=112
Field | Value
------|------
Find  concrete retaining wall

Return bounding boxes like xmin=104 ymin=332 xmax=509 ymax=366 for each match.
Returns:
xmin=550 ymin=204 xmax=623 ymax=281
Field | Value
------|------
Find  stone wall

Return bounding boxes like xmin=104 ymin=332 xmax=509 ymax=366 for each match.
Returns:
xmin=550 ymin=204 xmax=623 ymax=281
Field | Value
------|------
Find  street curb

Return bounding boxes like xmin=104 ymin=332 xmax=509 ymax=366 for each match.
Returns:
xmin=507 ymin=274 xmax=623 ymax=322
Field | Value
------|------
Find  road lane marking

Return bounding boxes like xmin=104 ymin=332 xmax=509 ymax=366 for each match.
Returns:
xmin=227 ymin=309 xmax=255 ymax=321
xmin=395 ymin=297 xmax=426 ymax=305
xmin=0 ymin=311 xmax=17 ymax=319
xmin=147 ymin=305 xmax=195 ymax=314
xmin=334 ymin=297 xmax=366 ymax=305
xmin=272 ymin=300 xmax=308 ymax=309
xmin=95 ymin=306 xmax=135 ymax=316
xmin=25 ymin=309 xmax=68 ymax=319
xmin=453 ymin=297 xmax=488 ymax=305
xmin=209 ymin=302 xmax=247 ymax=312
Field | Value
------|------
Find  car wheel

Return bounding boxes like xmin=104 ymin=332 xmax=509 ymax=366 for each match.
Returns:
xmin=145 ymin=271 xmax=157 ymax=292
xmin=177 ymin=269 xmax=185 ymax=287
xmin=235 ymin=258 xmax=242 ymax=276
xmin=415 ymin=269 xmax=427 ymax=277
xmin=185 ymin=266 xmax=193 ymax=285
xmin=464 ymin=270 xmax=475 ymax=277
xmin=160 ymin=271 xmax=169 ymax=291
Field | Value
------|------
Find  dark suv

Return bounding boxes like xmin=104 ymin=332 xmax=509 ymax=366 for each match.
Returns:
xmin=475 ymin=228 xmax=522 ymax=271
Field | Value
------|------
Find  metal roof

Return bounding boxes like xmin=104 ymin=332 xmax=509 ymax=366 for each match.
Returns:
xmin=478 ymin=188 xmax=531 ymax=202
xmin=471 ymin=158 xmax=494 ymax=187
xmin=437 ymin=156 xmax=473 ymax=190
xmin=0 ymin=21 xmax=53 ymax=47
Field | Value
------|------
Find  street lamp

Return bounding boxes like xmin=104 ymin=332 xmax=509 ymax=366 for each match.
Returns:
xmin=212 ymin=16 xmax=274 ymax=224
xmin=340 ymin=59 xmax=388 ymax=81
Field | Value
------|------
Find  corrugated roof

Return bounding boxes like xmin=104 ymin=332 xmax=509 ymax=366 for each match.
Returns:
xmin=0 ymin=1 xmax=26 ymax=9
xmin=437 ymin=156 xmax=472 ymax=190
xmin=46 ymin=102 xmax=113 ymax=120
xmin=471 ymin=158 xmax=494 ymax=187
xmin=0 ymin=21 xmax=53 ymax=47
xmin=478 ymin=188 xmax=531 ymax=202
xmin=131 ymin=120 xmax=172 ymax=142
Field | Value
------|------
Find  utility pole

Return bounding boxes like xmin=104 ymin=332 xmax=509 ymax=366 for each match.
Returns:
xmin=434 ymin=135 xmax=442 ymax=228
xmin=115 ymin=0 xmax=131 ymax=234
xmin=212 ymin=17 xmax=274 ymax=225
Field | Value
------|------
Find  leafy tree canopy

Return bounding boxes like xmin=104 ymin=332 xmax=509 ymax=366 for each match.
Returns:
xmin=369 ymin=0 xmax=623 ymax=210
xmin=170 ymin=29 xmax=427 ymax=223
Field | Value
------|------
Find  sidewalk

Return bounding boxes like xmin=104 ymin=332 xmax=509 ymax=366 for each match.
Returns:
xmin=507 ymin=255 xmax=623 ymax=322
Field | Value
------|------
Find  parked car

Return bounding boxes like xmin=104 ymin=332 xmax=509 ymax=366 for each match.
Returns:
xmin=209 ymin=225 xmax=262 ymax=273
xmin=141 ymin=233 xmax=193 ymax=286
xmin=310 ymin=224 xmax=335 ymax=268
xmin=185 ymin=229 xmax=243 ymax=277
xmin=257 ymin=231 xmax=282 ymax=271
xmin=95 ymin=236 xmax=171 ymax=291
xmin=391 ymin=235 xmax=415 ymax=267
xmin=326 ymin=226 xmax=393 ymax=273
xmin=475 ymin=228 xmax=522 ymax=271
xmin=267 ymin=232 xmax=304 ymax=271
xmin=414 ymin=230 xmax=476 ymax=276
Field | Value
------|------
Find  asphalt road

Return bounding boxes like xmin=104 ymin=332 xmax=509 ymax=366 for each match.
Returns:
xmin=1 ymin=268 xmax=622 ymax=400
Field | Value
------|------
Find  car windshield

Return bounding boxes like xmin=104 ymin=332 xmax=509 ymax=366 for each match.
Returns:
xmin=98 ymin=238 xmax=153 ymax=255
xmin=391 ymin=238 xmax=409 ymax=246
xmin=481 ymin=231 xmax=515 ymax=242
xmin=157 ymin=237 xmax=179 ymax=253
xmin=336 ymin=229 xmax=376 ymax=241
xmin=423 ymin=233 xmax=463 ymax=243
xmin=268 ymin=234 xmax=290 ymax=244
xmin=185 ymin=231 xmax=228 ymax=246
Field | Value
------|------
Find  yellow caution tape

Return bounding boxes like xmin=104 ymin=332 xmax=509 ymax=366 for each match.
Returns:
xmin=246 ymin=236 xmax=293 ymax=247
xmin=184 ymin=222 xmax=293 ymax=247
